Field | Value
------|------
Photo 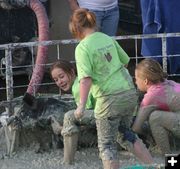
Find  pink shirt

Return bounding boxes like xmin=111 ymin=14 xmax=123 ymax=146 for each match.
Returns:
xmin=141 ymin=80 xmax=180 ymax=112
xmin=133 ymin=80 xmax=180 ymax=133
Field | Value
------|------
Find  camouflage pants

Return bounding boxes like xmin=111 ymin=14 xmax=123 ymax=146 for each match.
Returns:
xmin=149 ymin=110 xmax=180 ymax=153
xmin=61 ymin=109 xmax=95 ymax=136
xmin=95 ymin=89 xmax=138 ymax=161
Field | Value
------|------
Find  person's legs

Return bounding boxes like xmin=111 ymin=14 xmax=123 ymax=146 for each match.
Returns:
xmin=89 ymin=10 xmax=103 ymax=32
xmin=90 ymin=6 xmax=119 ymax=36
xmin=61 ymin=109 xmax=95 ymax=165
xmin=149 ymin=110 xmax=180 ymax=154
xmin=132 ymin=137 xmax=153 ymax=164
xmin=95 ymin=89 xmax=147 ymax=168
xmin=61 ymin=110 xmax=79 ymax=136
xmin=79 ymin=110 xmax=96 ymax=126
xmin=116 ymin=90 xmax=153 ymax=164
xmin=102 ymin=6 xmax=119 ymax=36
xmin=61 ymin=109 xmax=95 ymax=135
xmin=118 ymin=122 xmax=153 ymax=164
xmin=63 ymin=133 xmax=78 ymax=165
xmin=96 ymin=117 xmax=119 ymax=169
xmin=61 ymin=110 xmax=79 ymax=165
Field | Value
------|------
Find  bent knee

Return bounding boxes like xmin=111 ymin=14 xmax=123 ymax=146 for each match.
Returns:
xmin=149 ymin=111 xmax=163 ymax=124
xmin=64 ymin=110 xmax=75 ymax=121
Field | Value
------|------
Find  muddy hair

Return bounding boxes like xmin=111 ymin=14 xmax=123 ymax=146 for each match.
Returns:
xmin=50 ymin=59 xmax=77 ymax=78
xmin=136 ymin=58 xmax=168 ymax=84
xmin=69 ymin=8 xmax=97 ymax=39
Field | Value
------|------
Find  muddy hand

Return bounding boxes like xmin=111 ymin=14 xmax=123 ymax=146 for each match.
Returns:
xmin=74 ymin=104 xmax=85 ymax=120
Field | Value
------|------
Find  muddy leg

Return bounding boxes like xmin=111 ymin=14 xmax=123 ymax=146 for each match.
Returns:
xmin=149 ymin=111 xmax=178 ymax=154
xmin=102 ymin=160 xmax=119 ymax=169
xmin=96 ymin=118 xmax=120 ymax=169
xmin=63 ymin=133 xmax=78 ymax=165
xmin=132 ymin=138 xmax=153 ymax=164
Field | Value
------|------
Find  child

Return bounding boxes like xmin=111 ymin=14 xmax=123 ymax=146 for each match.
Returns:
xmin=50 ymin=60 xmax=96 ymax=164
xmin=69 ymin=8 xmax=153 ymax=169
xmin=132 ymin=58 xmax=180 ymax=154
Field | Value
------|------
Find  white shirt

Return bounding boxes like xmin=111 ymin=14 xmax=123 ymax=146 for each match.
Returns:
xmin=77 ymin=0 xmax=118 ymax=11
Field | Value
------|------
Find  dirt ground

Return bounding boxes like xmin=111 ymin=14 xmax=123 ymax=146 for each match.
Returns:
xmin=0 ymin=127 xmax=165 ymax=169
xmin=0 ymin=75 xmax=179 ymax=169
xmin=0 ymin=147 xmax=165 ymax=169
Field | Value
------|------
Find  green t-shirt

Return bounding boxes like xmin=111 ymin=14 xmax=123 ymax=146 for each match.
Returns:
xmin=75 ymin=32 xmax=135 ymax=99
xmin=72 ymin=77 xmax=95 ymax=109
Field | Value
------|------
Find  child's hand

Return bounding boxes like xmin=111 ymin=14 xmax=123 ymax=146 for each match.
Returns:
xmin=74 ymin=104 xmax=85 ymax=120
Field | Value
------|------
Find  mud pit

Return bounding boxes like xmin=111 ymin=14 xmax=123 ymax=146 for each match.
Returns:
xmin=0 ymin=95 xmax=97 ymax=154
xmin=0 ymin=95 xmax=178 ymax=169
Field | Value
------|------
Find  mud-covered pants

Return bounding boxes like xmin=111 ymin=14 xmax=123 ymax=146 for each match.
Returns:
xmin=95 ymin=89 xmax=138 ymax=161
xmin=149 ymin=110 xmax=180 ymax=154
xmin=61 ymin=109 xmax=95 ymax=136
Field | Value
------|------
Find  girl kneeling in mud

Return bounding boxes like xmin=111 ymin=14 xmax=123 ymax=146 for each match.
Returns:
xmin=132 ymin=58 xmax=180 ymax=155
xmin=50 ymin=60 xmax=96 ymax=165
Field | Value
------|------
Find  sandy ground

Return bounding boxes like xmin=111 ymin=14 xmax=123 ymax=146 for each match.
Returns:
xmin=0 ymin=147 xmax=165 ymax=169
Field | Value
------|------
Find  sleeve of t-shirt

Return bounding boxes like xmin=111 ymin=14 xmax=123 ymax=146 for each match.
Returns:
xmin=72 ymin=77 xmax=94 ymax=109
xmin=114 ymin=40 xmax=130 ymax=65
xmin=75 ymin=43 xmax=93 ymax=81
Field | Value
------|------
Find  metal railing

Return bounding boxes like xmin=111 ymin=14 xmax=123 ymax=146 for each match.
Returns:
xmin=0 ymin=32 xmax=180 ymax=114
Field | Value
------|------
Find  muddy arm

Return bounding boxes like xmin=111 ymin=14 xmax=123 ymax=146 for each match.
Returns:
xmin=132 ymin=105 xmax=157 ymax=134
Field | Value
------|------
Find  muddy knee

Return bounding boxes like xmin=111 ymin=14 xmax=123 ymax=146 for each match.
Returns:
xmin=61 ymin=110 xmax=79 ymax=136
xmin=149 ymin=111 xmax=162 ymax=126
xmin=149 ymin=110 xmax=175 ymax=129
xmin=63 ymin=110 xmax=76 ymax=122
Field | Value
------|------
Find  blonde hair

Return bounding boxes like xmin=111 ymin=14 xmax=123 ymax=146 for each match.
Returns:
xmin=136 ymin=58 xmax=168 ymax=84
xmin=69 ymin=8 xmax=97 ymax=39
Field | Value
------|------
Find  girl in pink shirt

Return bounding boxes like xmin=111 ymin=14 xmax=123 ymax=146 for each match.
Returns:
xmin=132 ymin=58 xmax=180 ymax=154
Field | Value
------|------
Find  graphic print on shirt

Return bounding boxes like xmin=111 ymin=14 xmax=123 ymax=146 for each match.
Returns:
xmin=104 ymin=52 xmax=112 ymax=62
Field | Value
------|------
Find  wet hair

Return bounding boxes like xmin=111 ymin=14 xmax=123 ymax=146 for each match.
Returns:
xmin=50 ymin=59 xmax=77 ymax=78
xmin=69 ymin=8 xmax=97 ymax=39
xmin=136 ymin=58 xmax=168 ymax=84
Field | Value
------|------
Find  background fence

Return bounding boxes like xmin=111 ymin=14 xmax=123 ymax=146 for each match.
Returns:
xmin=0 ymin=32 xmax=180 ymax=114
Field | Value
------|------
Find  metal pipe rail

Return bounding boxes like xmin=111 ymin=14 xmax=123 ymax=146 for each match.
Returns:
xmin=0 ymin=32 xmax=180 ymax=114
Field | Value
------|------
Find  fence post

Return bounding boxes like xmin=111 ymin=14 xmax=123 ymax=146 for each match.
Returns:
xmin=162 ymin=36 xmax=167 ymax=73
xmin=5 ymin=47 xmax=19 ymax=156
xmin=5 ymin=47 xmax=14 ymax=116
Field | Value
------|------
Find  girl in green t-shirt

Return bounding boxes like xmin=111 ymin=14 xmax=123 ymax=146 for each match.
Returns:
xmin=69 ymin=8 xmax=153 ymax=168
xmin=50 ymin=60 xmax=96 ymax=165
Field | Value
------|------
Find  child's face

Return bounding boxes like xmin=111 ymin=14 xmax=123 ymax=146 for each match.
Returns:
xmin=51 ymin=67 xmax=74 ymax=92
xmin=135 ymin=69 xmax=147 ymax=92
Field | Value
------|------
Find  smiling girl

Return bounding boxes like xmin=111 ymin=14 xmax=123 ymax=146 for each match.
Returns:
xmin=51 ymin=60 xmax=96 ymax=165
